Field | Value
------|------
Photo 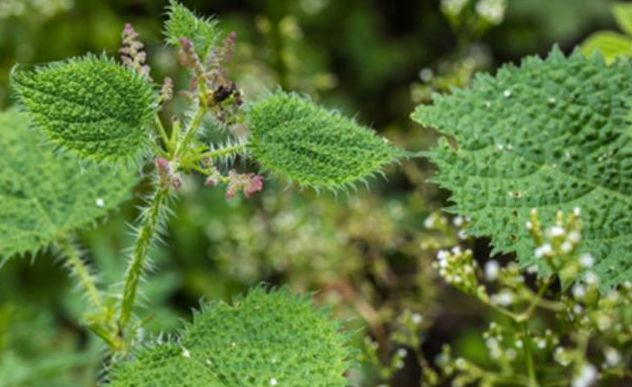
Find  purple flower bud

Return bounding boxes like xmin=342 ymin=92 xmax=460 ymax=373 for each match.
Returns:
xmin=244 ymin=174 xmax=264 ymax=198
xmin=205 ymin=177 xmax=219 ymax=187
xmin=155 ymin=157 xmax=170 ymax=172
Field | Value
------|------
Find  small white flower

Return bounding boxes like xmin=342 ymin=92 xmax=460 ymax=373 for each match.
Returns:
xmin=547 ymin=226 xmax=565 ymax=238
xmin=573 ymin=207 xmax=581 ymax=216
xmin=453 ymin=215 xmax=464 ymax=227
xmin=396 ymin=348 xmax=408 ymax=358
xmin=182 ymin=348 xmax=191 ymax=358
xmin=515 ymin=340 xmax=523 ymax=349
xmin=492 ymin=290 xmax=514 ymax=306
xmin=584 ymin=271 xmax=599 ymax=286
xmin=604 ymin=347 xmax=621 ymax=367
xmin=484 ymin=260 xmax=500 ymax=281
xmin=535 ymin=244 xmax=552 ymax=258
xmin=579 ymin=253 xmax=594 ymax=268
xmin=560 ymin=241 xmax=573 ymax=254
xmin=571 ymin=363 xmax=597 ymax=387
xmin=572 ymin=284 xmax=586 ymax=299
xmin=95 ymin=198 xmax=105 ymax=207
xmin=525 ymin=221 xmax=533 ymax=230
xmin=567 ymin=231 xmax=581 ymax=244
xmin=503 ymin=89 xmax=512 ymax=98
xmin=411 ymin=313 xmax=423 ymax=325
xmin=270 ymin=378 xmax=278 ymax=386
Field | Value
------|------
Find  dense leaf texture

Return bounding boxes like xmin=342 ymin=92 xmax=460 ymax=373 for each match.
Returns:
xmin=109 ymin=288 xmax=351 ymax=387
xmin=0 ymin=111 xmax=138 ymax=257
xmin=412 ymin=49 xmax=632 ymax=288
xmin=12 ymin=56 xmax=155 ymax=161
xmin=165 ymin=0 xmax=220 ymax=59
xmin=247 ymin=92 xmax=408 ymax=190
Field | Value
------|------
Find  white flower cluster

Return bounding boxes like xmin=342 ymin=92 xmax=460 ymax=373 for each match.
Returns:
xmin=475 ymin=0 xmax=507 ymax=25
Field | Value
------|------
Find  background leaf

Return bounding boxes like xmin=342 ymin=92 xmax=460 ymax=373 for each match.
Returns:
xmin=165 ymin=0 xmax=221 ymax=59
xmin=247 ymin=91 xmax=409 ymax=190
xmin=613 ymin=2 xmax=632 ymax=36
xmin=412 ymin=48 xmax=632 ymax=288
xmin=109 ymin=287 xmax=352 ymax=387
xmin=0 ymin=110 xmax=138 ymax=258
xmin=581 ymin=31 xmax=632 ymax=63
xmin=12 ymin=55 xmax=156 ymax=161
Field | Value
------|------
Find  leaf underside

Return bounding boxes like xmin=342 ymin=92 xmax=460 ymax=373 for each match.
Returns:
xmin=412 ymin=48 xmax=632 ymax=288
xmin=108 ymin=287 xmax=351 ymax=387
xmin=12 ymin=55 xmax=156 ymax=161
xmin=247 ymin=91 xmax=409 ymax=190
xmin=0 ymin=110 xmax=138 ymax=258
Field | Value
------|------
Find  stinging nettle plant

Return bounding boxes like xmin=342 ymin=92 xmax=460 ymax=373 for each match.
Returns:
xmin=2 ymin=1 xmax=409 ymax=384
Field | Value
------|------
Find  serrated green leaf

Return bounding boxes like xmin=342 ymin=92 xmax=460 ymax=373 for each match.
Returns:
xmin=581 ymin=31 xmax=632 ymax=63
xmin=165 ymin=0 xmax=221 ymax=59
xmin=11 ymin=55 xmax=156 ymax=161
xmin=613 ymin=2 xmax=632 ymax=36
xmin=247 ymin=91 xmax=409 ymax=190
xmin=109 ymin=287 xmax=352 ymax=387
xmin=0 ymin=110 xmax=138 ymax=258
xmin=412 ymin=48 xmax=632 ymax=288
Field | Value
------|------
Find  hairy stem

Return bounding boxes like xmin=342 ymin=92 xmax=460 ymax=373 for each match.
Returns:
xmin=197 ymin=143 xmax=246 ymax=161
xmin=57 ymin=237 xmax=103 ymax=311
xmin=173 ymin=98 xmax=207 ymax=160
xmin=118 ymin=185 xmax=170 ymax=334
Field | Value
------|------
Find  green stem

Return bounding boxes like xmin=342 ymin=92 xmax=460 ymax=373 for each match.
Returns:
xmin=57 ymin=237 xmax=103 ymax=311
xmin=173 ymin=98 xmax=207 ymax=160
xmin=154 ymin=113 xmax=171 ymax=152
xmin=519 ymin=278 xmax=553 ymax=322
xmin=522 ymin=323 xmax=539 ymax=387
xmin=117 ymin=185 xmax=170 ymax=334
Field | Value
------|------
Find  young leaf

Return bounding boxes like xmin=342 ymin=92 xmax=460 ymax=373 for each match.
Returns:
xmin=165 ymin=0 xmax=221 ymax=59
xmin=412 ymin=48 xmax=632 ymax=289
xmin=0 ymin=110 xmax=138 ymax=258
xmin=613 ymin=2 xmax=632 ymax=36
xmin=247 ymin=91 xmax=409 ymax=190
xmin=12 ymin=55 xmax=156 ymax=161
xmin=581 ymin=31 xmax=632 ymax=63
xmin=109 ymin=287 xmax=352 ymax=386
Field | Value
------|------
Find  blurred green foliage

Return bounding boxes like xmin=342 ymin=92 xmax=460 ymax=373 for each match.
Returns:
xmin=0 ymin=0 xmax=623 ymax=386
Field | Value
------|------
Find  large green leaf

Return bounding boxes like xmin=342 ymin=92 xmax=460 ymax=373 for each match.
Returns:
xmin=247 ymin=91 xmax=409 ymax=190
xmin=12 ymin=55 xmax=156 ymax=161
xmin=165 ymin=0 xmax=221 ymax=59
xmin=109 ymin=287 xmax=352 ymax=387
xmin=0 ymin=110 xmax=138 ymax=258
xmin=412 ymin=48 xmax=632 ymax=288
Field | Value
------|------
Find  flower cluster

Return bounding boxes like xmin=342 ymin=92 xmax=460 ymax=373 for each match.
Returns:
xmin=120 ymin=23 xmax=151 ymax=79
xmin=428 ymin=209 xmax=631 ymax=386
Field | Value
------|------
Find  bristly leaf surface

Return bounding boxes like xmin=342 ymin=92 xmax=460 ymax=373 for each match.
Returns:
xmin=247 ymin=91 xmax=410 ymax=190
xmin=165 ymin=0 xmax=221 ymax=59
xmin=0 ymin=110 xmax=138 ymax=258
xmin=12 ymin=55 xmax=156 ymax=161
xmin=108 ymin=287 xmax=352 ymax=387
xmin=412 ymin=48 xmax=632 ymax=289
